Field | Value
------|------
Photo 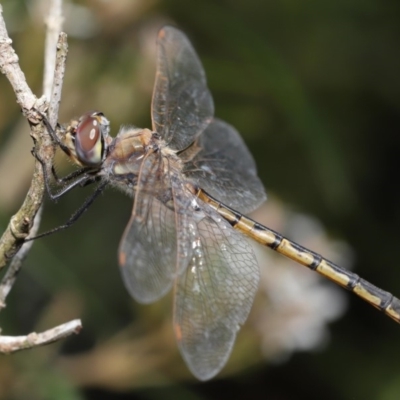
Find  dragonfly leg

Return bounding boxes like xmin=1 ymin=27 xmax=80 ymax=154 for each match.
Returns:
xmin=26 ymin=181 xmax=108 ymax=241
xmin=39 ymin=111 xmax=72 ymax=154
xmin=51 ymin=164 xmax=93 ymax=184
xmin=32 ymin=147 xmax=97 ymax=201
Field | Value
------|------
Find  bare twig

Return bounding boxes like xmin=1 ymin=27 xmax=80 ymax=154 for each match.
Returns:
xmin=0 ymin=205 xmax=43 ymax=308
xmin=0 ymin=1 xmax=82 ymax=351
xmin=48 ymin=32 xmax=68 ymax=128
xmin=43 ymin=0 xmax=64 ymax=101
xmin=0 ymin=1 xmax=67 ymax=292
xmin=0 ymin=4 xmax=48 ymax=272
xmin=43 ymin=0 xmax=66 ymax=130
xmin=0 ymin=5 xmax=43 ymax=113
xmin=0 ymin=0 xmax=67 ymax=272
xmin=0 ymin=319 xmax=82 ymax=354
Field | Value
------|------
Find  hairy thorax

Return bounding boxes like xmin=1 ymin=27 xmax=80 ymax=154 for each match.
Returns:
xmin=101 ymin=127 xmax=184 ymax=199
xmin=101 ymin=127 xmax=152 ymax=193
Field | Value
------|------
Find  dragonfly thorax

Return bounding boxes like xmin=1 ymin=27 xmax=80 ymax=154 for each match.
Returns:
xmin=93 ymin=125 xmax=156 ymax=198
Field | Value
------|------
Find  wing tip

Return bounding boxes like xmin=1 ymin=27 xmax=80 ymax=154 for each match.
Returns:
xmin=158 ymin=28 xmax=167 ymax=40
xmin=174 ymin=322 xmax=183 ymax=341
xmin=119 ymin=251 xmax=126 ymax=267
xmin=158 ymin=25 xmax=181 ymax=41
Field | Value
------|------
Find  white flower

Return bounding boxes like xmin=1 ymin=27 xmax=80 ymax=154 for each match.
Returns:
xmin=249 ymin=197 xmax=353 ymax=361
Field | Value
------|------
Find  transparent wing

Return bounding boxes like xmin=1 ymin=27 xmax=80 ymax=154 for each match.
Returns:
xmin=173 ymin=199 xmax=260 ymax=381
xmin=119 ymin=153 xmax=178 ymax=304
xmin=183 ymin=118 xmax=266 ymax=214
xmin=151 ymin=26 xmax=214 ymax=151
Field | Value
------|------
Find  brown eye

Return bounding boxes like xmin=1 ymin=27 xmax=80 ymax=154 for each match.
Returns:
xmin=74 ymin=112 xmax=104 ymax=166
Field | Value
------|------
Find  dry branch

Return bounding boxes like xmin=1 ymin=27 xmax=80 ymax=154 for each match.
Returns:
xmin=0 ymin=4 xmax=48 ymax=272
xmin=0 ymin=319 xmax=82 ymax=354
xmin=0 ymin=1 xmax=82 ymax=351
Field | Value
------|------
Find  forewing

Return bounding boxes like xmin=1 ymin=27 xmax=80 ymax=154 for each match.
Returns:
xmin=173 ymin=201 xmax=260 ymax=380
xmin=119 ymin=153 xmax=178 ymax=304
xmin=151 ymin=26 xmax=214 ymax=151
xmin=183 ymin=118 xmax=266 ymax=214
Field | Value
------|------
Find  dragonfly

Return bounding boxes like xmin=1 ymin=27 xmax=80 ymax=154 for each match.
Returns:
xmin=34 ymin=26 xmax=400 ymax=381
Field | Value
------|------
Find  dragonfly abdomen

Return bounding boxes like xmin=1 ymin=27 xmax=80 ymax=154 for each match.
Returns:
xmin=198 ymin=188 xmax=400 ymax=324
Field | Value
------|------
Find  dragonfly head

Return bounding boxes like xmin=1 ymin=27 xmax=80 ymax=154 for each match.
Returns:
xmin=65 ymin=111 xmax=110 ymax=167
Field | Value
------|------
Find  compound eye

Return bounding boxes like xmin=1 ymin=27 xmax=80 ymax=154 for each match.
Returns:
xmin=74 ymin=112 xmax=103 ymax=166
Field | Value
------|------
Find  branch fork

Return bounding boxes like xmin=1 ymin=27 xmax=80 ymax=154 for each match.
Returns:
xmin=0 ymin=1 xmax=82 ymax=353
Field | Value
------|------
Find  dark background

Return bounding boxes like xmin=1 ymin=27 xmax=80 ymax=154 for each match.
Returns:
xmin=0 ymin=0 xmax=400 ymax=399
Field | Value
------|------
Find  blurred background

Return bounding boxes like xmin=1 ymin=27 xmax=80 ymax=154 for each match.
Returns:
xmin=0 ymin=0 xmax=400 ymax=399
